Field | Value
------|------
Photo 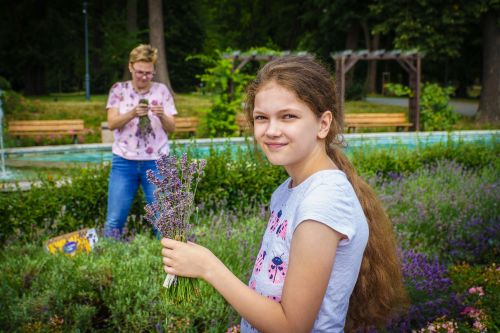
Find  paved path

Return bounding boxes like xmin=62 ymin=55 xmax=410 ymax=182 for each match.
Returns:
xmin=366 ymin=97 xmax=478 ymax=117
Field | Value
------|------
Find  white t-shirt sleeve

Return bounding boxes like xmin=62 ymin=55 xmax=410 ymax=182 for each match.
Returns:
xmin=106 ymin=83 xmax=122 ymax=109
xmin=294 ymin=182 xmax=356 ymax=246
xmin=160 ymin=84 xmax=178 ymax=116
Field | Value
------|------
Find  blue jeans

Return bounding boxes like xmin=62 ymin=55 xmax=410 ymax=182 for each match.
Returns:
xmin=104 ymin=154 xmax=158 ymax=237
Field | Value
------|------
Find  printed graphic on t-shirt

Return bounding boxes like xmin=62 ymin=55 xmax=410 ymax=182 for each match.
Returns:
xmin=267 ymin=254 xmax=287 ymax=284
xmin=253 ymin=248 xmax=267 ymax=275
xmin=267 ymin=210 xmax=288 ymax=240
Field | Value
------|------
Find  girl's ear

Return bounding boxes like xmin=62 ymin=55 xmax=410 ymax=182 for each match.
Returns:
xmin=318 ymin=111 xmax=333 ymax=139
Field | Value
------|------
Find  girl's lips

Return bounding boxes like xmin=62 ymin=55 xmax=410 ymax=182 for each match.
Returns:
xmin=266 ymin=142 xmax=287 ymax=149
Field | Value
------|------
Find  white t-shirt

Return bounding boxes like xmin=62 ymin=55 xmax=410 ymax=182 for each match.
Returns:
xmin=241 ymin=170 xmax=369 ymax=333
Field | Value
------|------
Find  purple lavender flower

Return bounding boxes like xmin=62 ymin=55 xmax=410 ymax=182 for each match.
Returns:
xmin=145 ymin=153 xmax=206 ymax=240
xmin=387 ymin=250 xmax=463 ymax=331
xmin=145 ymin=153 xmax=206 ymax=296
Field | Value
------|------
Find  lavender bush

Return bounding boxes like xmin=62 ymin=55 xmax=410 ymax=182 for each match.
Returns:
xmin=387 ymin=250 xmax=462 ymax=331
xmin=137 ymin=98 xmax=153 ymax=138
xmin=145 ymin=153 xmax=206 ymax=300
xmin=375 ymin=160 xmax=500 ymax=263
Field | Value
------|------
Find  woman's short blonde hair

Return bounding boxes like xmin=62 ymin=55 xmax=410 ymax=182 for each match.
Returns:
xmin=129 ymin=44 xmax=158 ymax=64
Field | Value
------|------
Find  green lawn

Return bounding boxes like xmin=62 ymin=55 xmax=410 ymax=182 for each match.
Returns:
xmin=345 ymin=100 xmax=406 ymax=114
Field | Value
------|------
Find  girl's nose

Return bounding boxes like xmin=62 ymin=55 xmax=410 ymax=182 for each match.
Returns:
xmin=265 ymin=119 xmax=282 ymax=137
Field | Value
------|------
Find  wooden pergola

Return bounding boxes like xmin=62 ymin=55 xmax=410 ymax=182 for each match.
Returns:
xmin=223 ymin=50 xmax=309 ymax=97
xmin=331 ymin=50 xmax=423 ymax=131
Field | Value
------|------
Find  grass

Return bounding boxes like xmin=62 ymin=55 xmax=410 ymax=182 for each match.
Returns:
xmin=344 ymin=100 xmax=406 ymax=114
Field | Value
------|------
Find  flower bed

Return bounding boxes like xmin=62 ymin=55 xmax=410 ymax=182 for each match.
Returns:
xmin=0 ymin=141 xmax=498 ymax=331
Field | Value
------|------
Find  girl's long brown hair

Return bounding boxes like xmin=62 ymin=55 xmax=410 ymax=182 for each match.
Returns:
xmin=244 ymin=55 xmax=408 ymax=331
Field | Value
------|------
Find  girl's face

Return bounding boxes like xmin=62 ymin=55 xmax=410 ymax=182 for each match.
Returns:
xmin=253 ymin=81 xmax=331 ymax=173
xmin=129 ymin=61 xmax=155 ymax=89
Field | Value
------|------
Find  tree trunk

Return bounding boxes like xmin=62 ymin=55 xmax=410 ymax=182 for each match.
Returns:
xmin=122 ymin=0 xmax=138 ymax=81
xmin=478 ymin=9 xmax=500 ymax=122
xmin=362 ymin=21 xmax=379 ymax=94
xmin=148 ymin=0 xmax=173 ymax=93
xmin=23 ymin=66 xmax=47 ymax=95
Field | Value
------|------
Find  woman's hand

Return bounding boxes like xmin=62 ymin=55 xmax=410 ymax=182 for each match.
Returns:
xmin=150 ymin=104 xmax=165 ymax=118
xmin=134 ymin=102 xmax=149 ymax=117
xmin=161 ymin=238 xmax=219 ymax=280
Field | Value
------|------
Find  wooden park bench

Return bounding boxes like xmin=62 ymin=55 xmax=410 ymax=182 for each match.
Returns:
xmin=344 ymin=113 xmax=412 ymax=133
xmin=8 ymin=119 xmax=89 ymax=144
xmin=236 ymin=113 xmax=250 ymax=135
xmin=101 ymin=117 xmax=200 ymax=143
xmin=175 ymin=116 xmax=199 ymax=136
xmin=235 ymin=113 xmax=412 ymax=135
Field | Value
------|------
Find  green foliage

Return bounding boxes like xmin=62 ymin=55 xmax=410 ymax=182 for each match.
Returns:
xmin=352 ymin=137 xmax=500 ymax=178
xmin=193 ymin=51 xmax=254 ymax=137
xmin=0 ymin=139 xmax=498 ymax=330
xmin=377 ymin=160 xmax=499 ymax=263
xmin=385 ymin=82 xmax=459 ymax=131
xmin=345 ymin=81 xmax=367 ymax=101
xmin=0 ymin=144 xmax=498 ymax=331
xmin=0 ymin=213 xmax=264 ymax=332
xmin=0 ymin=75 xmax=11 ymax=90
xmin=185 ymin=140 xmax=288 ymax=210
xmin=0 ymin=89 xmax=42 ymax=117
xmin=420 ymin=83 xmax=459 ymax=131
xmin=370 ymin=1 xmax=485 ymax=61
xmin=1 ymin=139 xmax=498 ymax=247
xmin=448 ymin=263 xmax=500 ymax=331
xmin=384 ymin=83 xmax=413 ymax=97
xmin=0 ymin=235 xmax=167 ymax=332
xmin=0 ymin=165 xmax=151 ymax=245
xmin=0 ymin=166 xmax=108 ymax=245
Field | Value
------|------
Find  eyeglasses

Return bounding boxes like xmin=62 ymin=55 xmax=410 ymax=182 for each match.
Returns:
xmin=131 ymin=65 xmax=155 ymax=79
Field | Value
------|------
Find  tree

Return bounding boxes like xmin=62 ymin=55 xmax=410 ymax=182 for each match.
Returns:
xmin=477 ymin=7 xmax=500 ymax=122
xmin=122 ymin=0 xmax=138 ymax=81
xmin=148 ymin=0 xmax=173 ymax=93
xmin=371 ymin=0 xmax=499 ymax=122
xmin=300 ymin=0 xmax=384 ymax=93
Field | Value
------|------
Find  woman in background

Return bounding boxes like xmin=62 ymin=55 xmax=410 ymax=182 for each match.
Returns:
xmin=104 ymin=44 xmax=177 ymax=237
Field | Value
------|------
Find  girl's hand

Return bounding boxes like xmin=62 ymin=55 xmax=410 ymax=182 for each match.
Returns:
xmin=161 ymin=238 xmax=218 ymax=280
xmin=151 ymin=105 xmax=165 ymax=118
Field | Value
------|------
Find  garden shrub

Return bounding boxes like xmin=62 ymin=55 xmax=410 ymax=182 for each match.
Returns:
xmin=448 ymin=263 xmax=500 ymax=331
xmin=377 ymin=160 xmax=499 ymax=264
xmin=385 ymin=82 xmax=459 ymax=131
xmin=194 ymin=51 xmax=253 ymax=137
xmin=345 ymin=80 xmax=366 ymax=101
xmin=0 ymin=165 xmax=151 ymax=245
xmin=0 ymin=140 xmax=499 ymax=331
xmin=0 ymin=212 xmax=265 ymax=332
xmin=0 ymin=75 xmax=12 ymax=90
xmin=387 ymin=250 xmax=461 ymax=331
xmin=1 ymin=140 xmax=498 ymax=246
xmin=193 ymin=141 xmax=287 ymax=210
xmin=352 ymin=137 xmax=499 ymax=178
xmin=0 ymin=89 xmax=42 ymax=117
xmin=413 ymin=263 xmax=500 ymax=332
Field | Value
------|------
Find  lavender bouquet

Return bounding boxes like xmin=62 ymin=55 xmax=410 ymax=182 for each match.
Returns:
xmin=137 ymin=98 xmax=153 ymax=138
xmin=145 ymin=153 xmax=206 ymax=300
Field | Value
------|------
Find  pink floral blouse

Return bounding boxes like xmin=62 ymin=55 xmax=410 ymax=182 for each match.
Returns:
xmin=106 ymin=81 xmax=177 ymax=160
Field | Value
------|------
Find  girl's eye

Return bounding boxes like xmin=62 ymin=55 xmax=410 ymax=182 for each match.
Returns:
xmin=283 ymin=114 xmax=297 ymax=119
xmin=254 ymin=115 xmax=266 ymax=121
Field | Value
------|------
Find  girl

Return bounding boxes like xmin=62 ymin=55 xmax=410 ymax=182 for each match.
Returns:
xmin=161 ymin=56 xmax=406 ymax=332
